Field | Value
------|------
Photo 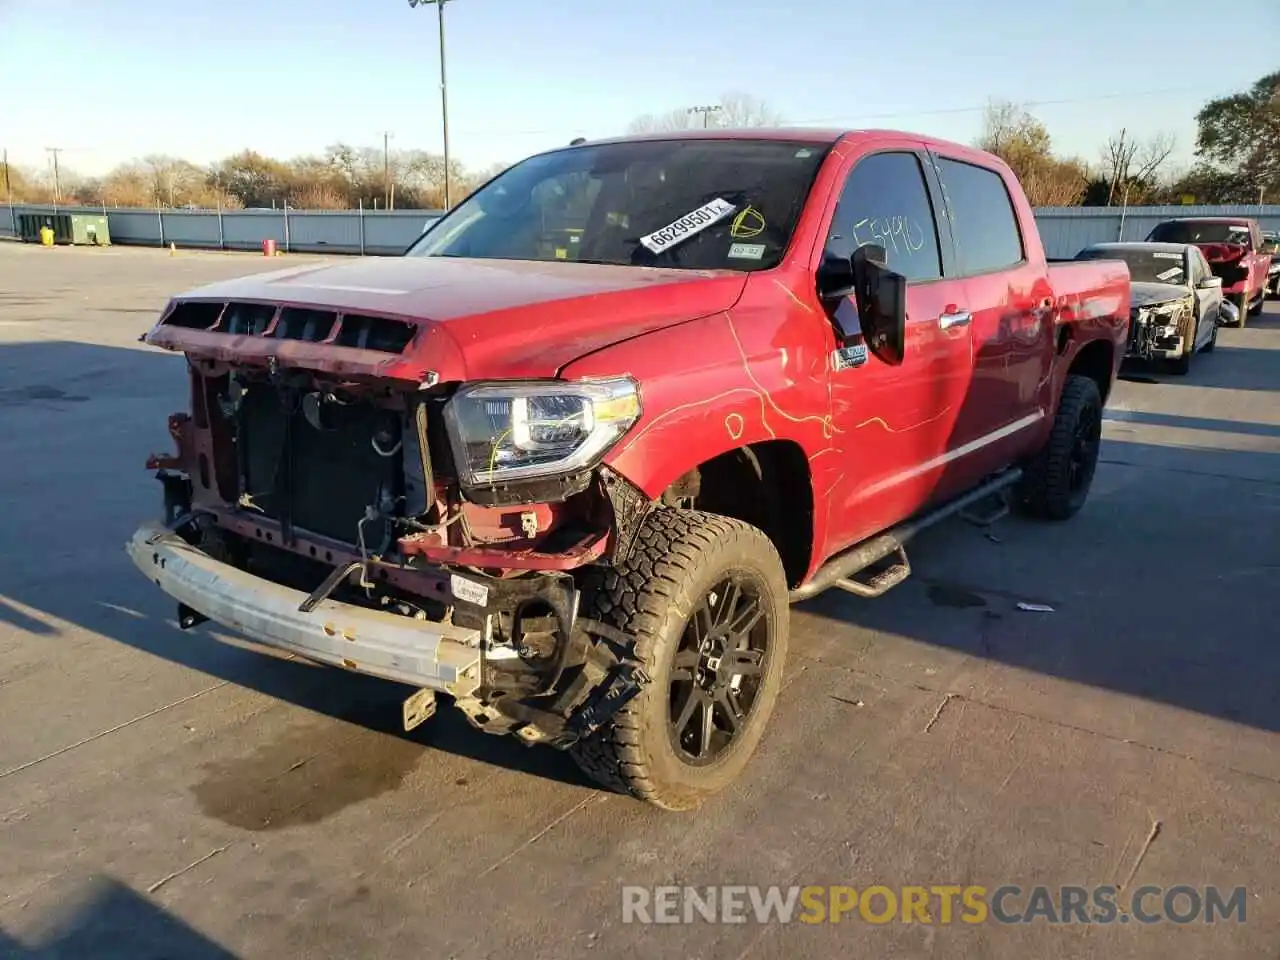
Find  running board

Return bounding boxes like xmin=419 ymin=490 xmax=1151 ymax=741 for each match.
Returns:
xmin=834 ymin=545 xmax=912 ymax=598
xmin=960 ymin=491 xmax=1011 ymax=527
xmin=789 ymin=468 xmax=1022 ymax=603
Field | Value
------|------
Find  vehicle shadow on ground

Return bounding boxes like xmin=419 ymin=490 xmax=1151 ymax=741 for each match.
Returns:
xmin=1118 ymin=343 xmax=1279 ymax=391
xmin=797 ymin=407 xmax=1280 ymax=737
xmin=2 ymin=339 xmax=1279 ymax=801
xmin=1103 ymin=408 xmax=1280 ymax=440
xmin=0 ymin=874 xmax=239 ymax=959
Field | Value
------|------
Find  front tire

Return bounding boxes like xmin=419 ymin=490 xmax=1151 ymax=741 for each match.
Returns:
xmin=1015 ymin=374 xmax=1103 ymax=522
xmin=1247 ymin=289 xmax=1265 ymax=317
xmin=1169 ymin=316 xmax=1197 ymax=375
xmin=1232 ymin=293 xmax=1248 ymax=327
xmin=570 ymin=510 xmax=789 ymax=811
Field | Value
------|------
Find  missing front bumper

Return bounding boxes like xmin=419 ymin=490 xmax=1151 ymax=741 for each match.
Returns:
xmin=126 ymin=520 xmax=649 ymax=748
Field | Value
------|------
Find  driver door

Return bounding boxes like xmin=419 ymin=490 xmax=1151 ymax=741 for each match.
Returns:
xmin=1189 ymin=247 xmax=1220 ymax=344
xmin=817 ymin=143 xmax=975 ymax=551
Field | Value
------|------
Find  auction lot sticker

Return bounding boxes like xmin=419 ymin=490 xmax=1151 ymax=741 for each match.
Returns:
xmin=639 ymin=198 xmax=737 ymax=254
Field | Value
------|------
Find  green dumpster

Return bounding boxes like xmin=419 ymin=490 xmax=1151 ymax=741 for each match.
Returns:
xmin=16 ymin=212 xmax=110 ymax=245
xmin=70 ymin=214 xmax=110 ymax=246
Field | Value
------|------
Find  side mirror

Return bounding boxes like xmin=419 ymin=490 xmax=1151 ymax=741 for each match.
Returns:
xmin=1196 ymin=275 xmax=1223 ymax=289
xmin=852 ymin=245 xmax=907 ymax=366
xmin=816 ymin=245 xmax=907 ymax=366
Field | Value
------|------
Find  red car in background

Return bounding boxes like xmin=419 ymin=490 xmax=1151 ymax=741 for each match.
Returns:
xmin=1146 ymin=217 xmax=1273 ymax=326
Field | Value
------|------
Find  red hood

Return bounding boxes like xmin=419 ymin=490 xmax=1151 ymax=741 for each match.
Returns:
xmin=152 ymin=257 xmax=748 ymax=382
xmin=1194 ymin=241 xmax=1248 ymax=263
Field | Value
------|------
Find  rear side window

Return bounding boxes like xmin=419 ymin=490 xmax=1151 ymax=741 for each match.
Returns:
xmin=824 ymin=152 xmax=942 ymax=283
xmin=937 ymin=158 xmax=1025 ymax=275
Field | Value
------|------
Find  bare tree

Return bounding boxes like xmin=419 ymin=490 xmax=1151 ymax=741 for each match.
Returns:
xmin=975 ymin=100 xmax=1089 ymax=206
xmin=1100 ymin=130 xmax=1176 ymax=205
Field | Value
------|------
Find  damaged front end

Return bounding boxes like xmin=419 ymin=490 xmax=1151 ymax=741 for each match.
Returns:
xmin=1126 ymin=295 xmax=1194 ymax=361
xmin=130 ymin=297 xmax=655 ymax=748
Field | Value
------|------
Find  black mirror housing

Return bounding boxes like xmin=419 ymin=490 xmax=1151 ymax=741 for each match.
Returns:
xmin=816 ymin=245 xmax=907 ymax=365
xmin=851 ymin=245 xmax=907 ymax=366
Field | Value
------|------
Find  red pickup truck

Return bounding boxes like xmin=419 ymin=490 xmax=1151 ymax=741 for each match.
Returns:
xmin=129 ymin=130 xmax=1129 ymax=810
xmin=1146 ymin=216 xmax=1273 ymax=325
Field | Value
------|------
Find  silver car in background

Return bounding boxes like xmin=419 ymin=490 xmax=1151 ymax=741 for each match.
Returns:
xmin=1074 ymin=241 xmax=1223 ymax=375
xmin=1263 ymin=230 xmax=1279 ymax=297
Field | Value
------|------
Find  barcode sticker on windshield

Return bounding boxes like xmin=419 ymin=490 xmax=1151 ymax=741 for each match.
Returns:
xmin=1157 ymin=267 xmax=1183 ymax=281
xmin=1152 ymin=252 xmax=1183 ymax=259
xmin=639 ymin=198 xmax=737 ymax=255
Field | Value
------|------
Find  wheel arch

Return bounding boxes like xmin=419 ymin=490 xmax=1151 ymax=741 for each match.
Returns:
xmin=656 ymin=440 xmax=814 ymax=589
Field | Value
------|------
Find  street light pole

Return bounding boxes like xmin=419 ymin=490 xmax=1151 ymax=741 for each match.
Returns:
xmin=381 ymin=130 xmax=394 ymax=210
xmin=408 ymin=0 xmax=454 ymax=210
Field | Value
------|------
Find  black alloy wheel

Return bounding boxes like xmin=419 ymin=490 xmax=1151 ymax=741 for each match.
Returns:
xmin=667 ymin=574 xmax=771 ymax=765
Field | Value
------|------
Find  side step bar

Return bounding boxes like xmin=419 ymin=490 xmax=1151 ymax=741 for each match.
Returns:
xmin=789 ymin=468 xmax=1022 ymax=603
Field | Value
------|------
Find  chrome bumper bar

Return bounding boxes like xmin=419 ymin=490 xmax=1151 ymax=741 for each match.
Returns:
xmin=127 ymin=522 xmax=482 ymax=695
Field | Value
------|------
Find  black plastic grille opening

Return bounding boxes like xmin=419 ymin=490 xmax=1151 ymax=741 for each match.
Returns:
xmin=218 ymin=302 xmax=277 ymax=336
xmin=274 ymin=307 xmax=337 ymax=342
xmin=336 ymin=313 xmax=416 ymax=354
xmin=162 ymin=301 xmax=223 ymax=330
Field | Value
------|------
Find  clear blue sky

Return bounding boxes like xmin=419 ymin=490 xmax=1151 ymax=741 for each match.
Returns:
xmin=1 ymin=0 xmax=1276 ymax=179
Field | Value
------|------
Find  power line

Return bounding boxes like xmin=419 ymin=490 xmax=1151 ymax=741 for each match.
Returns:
xmin=447 ymin=83 xmax=1231 ymax=140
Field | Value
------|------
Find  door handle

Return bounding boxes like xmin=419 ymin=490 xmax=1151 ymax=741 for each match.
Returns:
xmin=938 ymin=309 xmax=971 ymax=330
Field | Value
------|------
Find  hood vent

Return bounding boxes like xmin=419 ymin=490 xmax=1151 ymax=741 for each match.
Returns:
xmin=161 ymin=301 xmax=223 ymax=330
xmin=159 ymin=300 xmax=416 ymax=354
xmin=219 ymin=302 xmax=276 ymax=336
xmin=274 ymin=307 xmax=337 ymax=342
xmin=335 ymin=313 xmax=416 ymax=354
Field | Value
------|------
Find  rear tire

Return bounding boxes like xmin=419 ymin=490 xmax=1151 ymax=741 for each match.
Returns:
xmin=570 ymin=510 xmax=789 ymax=811
xmin=1015 ymin=374 xmax=1103 ymax=522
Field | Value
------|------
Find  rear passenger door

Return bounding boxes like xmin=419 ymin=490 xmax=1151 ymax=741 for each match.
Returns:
xmin=929 ymin=153 xmax=1054 ymax=484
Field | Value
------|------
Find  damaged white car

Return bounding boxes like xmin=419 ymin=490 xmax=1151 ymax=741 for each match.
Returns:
xmin=1075 ymin=241 xmax=1223 ymax=375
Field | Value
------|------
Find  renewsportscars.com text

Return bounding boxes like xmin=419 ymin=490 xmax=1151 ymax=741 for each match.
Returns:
xmin=621 ymin=884 xmax=1247 ymax=926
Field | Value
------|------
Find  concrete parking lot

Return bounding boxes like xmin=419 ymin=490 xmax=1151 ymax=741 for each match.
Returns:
xmin=1 ymin=242 xmax=1277 ymax=959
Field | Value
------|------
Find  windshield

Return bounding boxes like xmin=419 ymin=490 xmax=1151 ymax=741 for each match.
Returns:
xmin=1147 ymin=220 xmax=1251 ymax=246
xmin=1076 ymin=247 xmax=1188 ymax=285
xmin=406 ymin=138 xmax=830 ymax=271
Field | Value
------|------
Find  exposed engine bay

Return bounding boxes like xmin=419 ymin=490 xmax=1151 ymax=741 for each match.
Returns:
xmin=147 ymin=350 xmax=654 ymax=747
xmin=1126 ymin=296 xmax=1193 ymax=360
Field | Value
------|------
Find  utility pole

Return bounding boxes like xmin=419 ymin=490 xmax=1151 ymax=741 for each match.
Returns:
xmin=381 ymin=130 xmax=394 ymax=211
xmin=45 ymin=146 xmax=63 ymax=204
xmin=688 ymin=104 xmax=722 ymax=129
xmin=1105 ymin=128 xmax=1125 ymax=208
xmin=408 ymin=0 xmax=454 ymax=210
xmin=3 ymin=148 xmax=15 ymax=238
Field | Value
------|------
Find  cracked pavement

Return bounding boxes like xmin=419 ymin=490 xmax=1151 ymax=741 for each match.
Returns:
xmin=1 ymin=244 xmax=1277 ymax=958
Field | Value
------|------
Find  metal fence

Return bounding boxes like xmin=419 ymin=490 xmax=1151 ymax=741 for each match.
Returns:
xmin=4 ymin=201 xmax=1279 ymax=259
xmin=1 ymin=205 xmax=444 ymax=256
